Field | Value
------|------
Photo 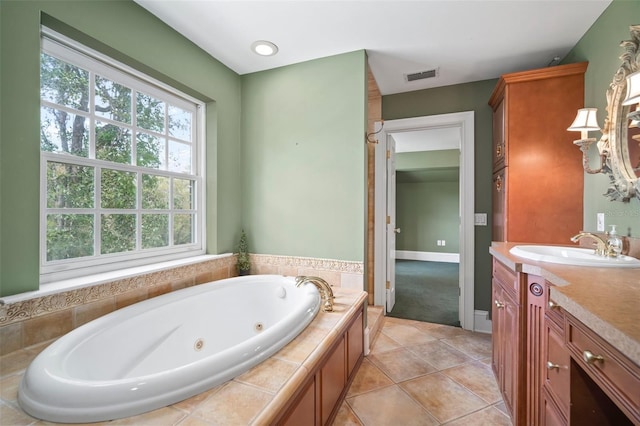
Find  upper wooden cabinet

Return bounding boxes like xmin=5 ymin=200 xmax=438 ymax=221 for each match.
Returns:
xmin=489 ymin=62 xmax=587 ymax=244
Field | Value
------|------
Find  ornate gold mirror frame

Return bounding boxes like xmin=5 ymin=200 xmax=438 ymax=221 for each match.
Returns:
xmin=600 ymin=25 xmax=640 ymax=202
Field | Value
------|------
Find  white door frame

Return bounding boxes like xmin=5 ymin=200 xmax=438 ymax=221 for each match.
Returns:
xmin=373 ymin=111 xmax=475 ymax=331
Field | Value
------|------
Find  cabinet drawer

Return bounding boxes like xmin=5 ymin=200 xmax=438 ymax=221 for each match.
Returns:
xmin=493 ymin=259 xmax=518 ymax=297
xmin=545 ymin=292 xmax=564 ymax=330
xmin=544 ymin=321 xmax=570 ymax=416
xmin=566 ymin=315 xmax=640 ymax=422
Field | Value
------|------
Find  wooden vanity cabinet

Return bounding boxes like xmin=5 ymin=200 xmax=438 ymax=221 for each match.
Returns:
xmin=488 ymin=62 xmax=587 ymax=244
xmin=279 ymin=305 xmax=365 ymax=425
xmin=491 ymin=256 xmax=640 ymax=426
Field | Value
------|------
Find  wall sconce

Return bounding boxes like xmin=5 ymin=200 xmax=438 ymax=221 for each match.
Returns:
xmin=568 ymin=108 xmax=606 ymax=174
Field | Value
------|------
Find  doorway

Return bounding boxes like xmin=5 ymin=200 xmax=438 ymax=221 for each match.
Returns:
xmin=388 ymin=141 xmax=461 ymax=326
xmin=373 ymin=111 xmax=475 ymax=330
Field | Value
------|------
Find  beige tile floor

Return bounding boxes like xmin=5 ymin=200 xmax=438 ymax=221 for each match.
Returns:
xmin=333 ymin=316 xmax=512 ymax=426
xmin=0 ymin=315 xmax=511 ymax=426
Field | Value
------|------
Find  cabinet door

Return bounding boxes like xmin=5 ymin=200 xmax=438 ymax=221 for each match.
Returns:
xmin=321 ymin=338 xmax=346 ymax=425
xmin=282 ymin=377 xmax=316 ymax=426
xmin=347 ymin=311 xmax=363 ymax=379
xmin=492 ymin=281 xmax=519 ymax=420
xmin=502 ymin=288 xmax=520 ymax=419
xmin=492 ymin=169 xmax=506 ymax=242
xmin=492 ymin=98 xmax=506 ymax=172
xmin=542 ymin=386 xmax=568 ymax=426
xmin=491 ymin=280 xmax=504 ymax=379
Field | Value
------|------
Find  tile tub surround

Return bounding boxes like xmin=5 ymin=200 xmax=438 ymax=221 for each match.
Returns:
xmin=0 ymin=254 xmax=364 ymax=356
xmin=0 ymin=288 xmax=368 ymax=425
xmin=490 ymin=241 xmax=640 ymax=366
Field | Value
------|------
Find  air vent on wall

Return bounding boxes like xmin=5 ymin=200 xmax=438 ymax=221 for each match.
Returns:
xmin=406 ymin=68 xmax=439 ymax=82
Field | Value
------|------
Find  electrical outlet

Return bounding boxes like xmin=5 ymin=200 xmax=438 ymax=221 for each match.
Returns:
xmin=442 ymin=240 xmax=446 ymax=246
xmin=597 ymin=213 xmax=605 ymax=232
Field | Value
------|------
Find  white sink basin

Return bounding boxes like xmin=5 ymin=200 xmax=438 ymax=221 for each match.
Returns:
xmin=509 ymin=245 xmax=640 ymax=268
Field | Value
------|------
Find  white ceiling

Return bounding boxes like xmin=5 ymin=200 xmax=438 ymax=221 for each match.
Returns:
xmin=135 ymin=0 xmax=611 ymax=95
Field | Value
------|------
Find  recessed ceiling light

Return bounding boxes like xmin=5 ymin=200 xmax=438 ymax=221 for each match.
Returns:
xmin=251 ymin=40 xmax=278 ymax=56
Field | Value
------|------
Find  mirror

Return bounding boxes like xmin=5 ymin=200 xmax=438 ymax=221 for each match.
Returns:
xmin=600 ymin=24 xmax=640 ymax=202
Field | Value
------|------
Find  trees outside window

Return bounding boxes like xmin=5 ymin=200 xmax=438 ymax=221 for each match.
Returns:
xmin=40 ymin=32 xmax=204 ymax=281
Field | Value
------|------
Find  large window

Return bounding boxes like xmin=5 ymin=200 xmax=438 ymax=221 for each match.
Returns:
xmin=40 ymin=30 xmax=205 ymax=282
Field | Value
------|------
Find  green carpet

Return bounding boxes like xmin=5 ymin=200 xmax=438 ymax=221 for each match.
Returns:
xmin=387 ymin=260 xmax=460 ymax=326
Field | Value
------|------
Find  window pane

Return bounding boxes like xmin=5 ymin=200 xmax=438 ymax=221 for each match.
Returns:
xmin=47 ymin=162 xmax=94 ymax=208
xmin=173 ymin=179 xmax=193 ymax=210
xmin=40 ymin=53 xmax=89 ymax=112
xmin=173 ymin=213 xmax=193 ymax=245
xmin=142 ymin=174 xmax=169 ymax=209
xmin=168 ymin=140 xmax=191 ymax=173
xmin=142 ymin=214 xmax=169 ymax=249
xmin=47 ymin=214 xmax=94 ymax=261
xmin=136 ymin=92 xmax=165 ymax=133
xmin=95 ymin=75 xmax=131 ymax=124
xmin=168 ymin=105 xmax=192 ymax=141
xmin=40 ymin=106 xmax=89 ymax=156
xmin=96 ymin=121 xmax=132 ymax=164
xmin=101 ymin=214 xmax=136 ymax=254
xmin=136 ymin=132 xmax=165 ymax=169
xmin=101 ymin=169 xmax=136 ymax=209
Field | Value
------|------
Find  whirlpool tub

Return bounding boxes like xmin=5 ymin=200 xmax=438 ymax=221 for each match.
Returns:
xmin=18 ymin=275 xmax=321 ymax=423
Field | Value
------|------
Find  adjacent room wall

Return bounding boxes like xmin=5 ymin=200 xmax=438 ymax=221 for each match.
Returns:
xmin=562 ymin=0 xmax=640 ymax=237
xmin=0 ymin=1 xmax=242 ymax=296
xmin=396 ymin=180 xmax=460 ymax=253
xmin=241 ymin=51 xmax=368 ymax=262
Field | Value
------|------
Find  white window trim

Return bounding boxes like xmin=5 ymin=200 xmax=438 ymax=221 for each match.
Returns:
xmin=40 ymin=27 xmax=207 ymax=284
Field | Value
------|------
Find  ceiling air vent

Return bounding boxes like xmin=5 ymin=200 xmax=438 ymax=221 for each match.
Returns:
xmin=406 ymin=68 xmax=438 ymax=82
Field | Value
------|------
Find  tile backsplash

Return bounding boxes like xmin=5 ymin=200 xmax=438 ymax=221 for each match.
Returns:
xmin=0 ymin=254 xmax=364 ymax=356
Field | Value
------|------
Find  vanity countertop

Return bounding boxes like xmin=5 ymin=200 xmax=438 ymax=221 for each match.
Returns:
xmin=490 ymin=241 xmax=640 ymax=366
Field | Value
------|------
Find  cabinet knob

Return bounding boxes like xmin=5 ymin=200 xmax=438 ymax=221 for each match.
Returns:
xmin=583 ymin=350 xmax=604 ymax=365
xmin=548 ymin=300 xmax=560 ymax=310
xmin=546 ymin=361 xmax=561 ymax=370
xmin=494 ymin=300 xmax=505 ymax=309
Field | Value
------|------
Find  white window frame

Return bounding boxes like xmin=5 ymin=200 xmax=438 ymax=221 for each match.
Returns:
xmin=40 ymin=28 xmax=206 ymax=284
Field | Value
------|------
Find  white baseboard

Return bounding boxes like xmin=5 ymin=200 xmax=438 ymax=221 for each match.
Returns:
xmin=396 ymin=250 xmax=460 ymax=263
xmin=474 ymin=310 xmax=492 ymax=334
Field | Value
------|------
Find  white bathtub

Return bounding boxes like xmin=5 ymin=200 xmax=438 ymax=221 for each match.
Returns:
xmin=18 ymin=275 xmax=321 ymax=423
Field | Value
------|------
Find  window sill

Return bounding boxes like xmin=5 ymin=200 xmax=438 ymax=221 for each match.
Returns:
xmin=0 ymin=253 xmax=233 ymax=305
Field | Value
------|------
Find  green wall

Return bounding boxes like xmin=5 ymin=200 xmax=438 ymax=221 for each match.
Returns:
xmin=241 ymin=51 xmax=367 ymax=261
xmin=396 ymin=150 xmax=459 ymax=170
xmin=396 ymin=149 xmax=460 ymax=253
xmin=562 ymin=0 xmax=640 ymax=237
xmin=396 ymin=180 xmax=460 ymax=253
xmin=383 ymin=79 xmax=497 ymax=311
xmin=0 ymin=0 xmax=242 ymax=296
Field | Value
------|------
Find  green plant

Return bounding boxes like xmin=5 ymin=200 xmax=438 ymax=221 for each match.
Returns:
xmin=237 ymin=229 xmax=250 ymax=273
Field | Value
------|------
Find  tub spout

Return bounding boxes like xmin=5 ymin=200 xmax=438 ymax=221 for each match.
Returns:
xmin=295 ymin=276 xmax=334 ymax=312
xmin=570 ymin=232 xmax=612 ymax=257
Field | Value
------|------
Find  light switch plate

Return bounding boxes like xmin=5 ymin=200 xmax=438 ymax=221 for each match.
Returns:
xmin=474 ymin=213 xmax=487 ymax=226
xmin=597 ymin=213 xmax=605 ymax=232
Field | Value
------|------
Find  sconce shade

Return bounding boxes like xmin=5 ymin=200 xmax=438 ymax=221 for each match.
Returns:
xmin=567 ymin=108 xmax=600 ymax=131
xmin=622 ymin=71 xmax=640 ymax=106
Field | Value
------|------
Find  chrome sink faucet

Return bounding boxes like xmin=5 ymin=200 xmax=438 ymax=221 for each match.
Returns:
xmin=570 ymin=232 xmax=615 ymax=257
xmin=295 ymin=276 xmax=335 ymax=312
